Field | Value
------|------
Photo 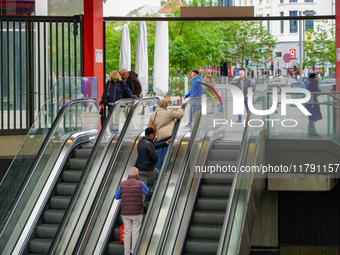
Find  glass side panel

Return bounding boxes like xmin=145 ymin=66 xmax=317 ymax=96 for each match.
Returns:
xmin=220 ymin=76 xmax=267 ymax=255
xmin=267 ymin=91 xmax=340 ymax=144
xmin=0 ymin=99 xmax=99 ymax=253
xmin=0 ymin=77 xmax=98 ymax=227
xmin=135 ymin=98 xmax=198 ymax=255
xmin=160 ymin=97 xmax=225 ymax=255
xmin=51 ymin=99 xmax=159 ymax=254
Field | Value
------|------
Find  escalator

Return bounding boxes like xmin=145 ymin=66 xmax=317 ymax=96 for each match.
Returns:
xmin=27 ymin=142 xmax=95 ymax=254
xmin=182 ymin=141 xmax=239 ymax=255
xmin=49 ymin=98 xmax=198 ymax=255
xmin=0 ymin=98 xmax=101 ymax=255
xmin=47 ymin=98 xmax=161 ymax=254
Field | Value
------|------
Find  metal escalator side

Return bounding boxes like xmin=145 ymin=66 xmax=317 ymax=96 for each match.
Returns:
xmin=0 ymin=98 xmax=100 ymax=254
xmin=48 ymin=98 xmax=160 ymax=254
xmin=134 ymin=98 xmax=202 ymax=255
xmin=98 ymin=98 xmax=196 ymax=255
xmin=158 ymin=129 xmax=225 ymax=255
xmin=217 ymin=79 xmax=268 ymax=255
xmin=217 ymin=130 xmax=266 ymax=255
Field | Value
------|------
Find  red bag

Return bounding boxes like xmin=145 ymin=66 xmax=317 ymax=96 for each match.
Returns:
xmin=120 ymin=224 xmax=125 ymax=244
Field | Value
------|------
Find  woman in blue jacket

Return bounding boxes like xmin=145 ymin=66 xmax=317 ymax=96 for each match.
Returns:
xmin=99 ymin=70 xmax=136 ymax=126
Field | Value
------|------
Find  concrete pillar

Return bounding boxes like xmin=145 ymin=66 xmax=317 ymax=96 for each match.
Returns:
xmin=336 ymin=0 xmax=340 ymax=92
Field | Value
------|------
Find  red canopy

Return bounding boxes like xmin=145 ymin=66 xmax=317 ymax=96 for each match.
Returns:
xmin=200 ymin=68 xmax=220 ymax=73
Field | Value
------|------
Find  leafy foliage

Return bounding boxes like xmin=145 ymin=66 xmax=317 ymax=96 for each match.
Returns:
xmin=303 ymin=20 xmax=335 ymax=75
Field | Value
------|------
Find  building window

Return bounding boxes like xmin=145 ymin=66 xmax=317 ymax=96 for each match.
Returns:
xmin=275 ymin=52 xmax=282 ymax=58
xmin=260 ymin=0 xmax=262 ymax=2
xmin=305 ymin=0 xmax=313 ymax=2
xmin=251 ymin=0 xmax=253 ymax=4
xmin=290 ymin=11 xmax=298 ymax=33
xmin=305 ymin=10 xmax=314 ymax=31
xmin=280 ymin=12 xmax=284 ymax=33
xmin=280 ymin=0 xmax=284 ymax=3
xmin=289 ymin=0 xmax=297 ymax=2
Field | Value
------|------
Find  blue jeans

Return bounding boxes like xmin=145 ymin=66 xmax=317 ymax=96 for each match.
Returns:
xmin=189 ymin=102 xmax=200 ymax=125
xmin=155 ymin=137 xmax=170 ymax=170
xmin=238 ymin=98 xmax=249 ymax=121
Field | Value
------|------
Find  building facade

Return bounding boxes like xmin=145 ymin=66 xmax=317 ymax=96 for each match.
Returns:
xmin=220 ymin=0 xmax=335 ymax=76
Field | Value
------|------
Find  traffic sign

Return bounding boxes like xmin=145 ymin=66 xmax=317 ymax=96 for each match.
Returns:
xmin=290 ymin=49 xmax=296 ymax=58
xmin=283 ymin=53 xmax=291 ymax=63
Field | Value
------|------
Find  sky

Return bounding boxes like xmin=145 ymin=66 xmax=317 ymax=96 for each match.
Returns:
xmin=103 ymin=0 xmax=162 ymax=17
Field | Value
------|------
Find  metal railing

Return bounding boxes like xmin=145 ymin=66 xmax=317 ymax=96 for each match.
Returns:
xmin=0 ymin=15 xmax=83 ymax=135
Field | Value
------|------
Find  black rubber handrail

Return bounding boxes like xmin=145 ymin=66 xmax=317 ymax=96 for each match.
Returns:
xmin=133 ymin=98 xmax=196 ymax=253
xmin=48 ymin=97 xmax=137 ymax=254
xmin=49 ymin=97 xmax=159 ymax=254
xmin=0 ymin=98 xmax=98 ymax=235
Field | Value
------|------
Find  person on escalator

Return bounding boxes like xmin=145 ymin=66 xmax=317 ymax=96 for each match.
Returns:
xmin=137 ymin=127 xmax=172 ymax=195
xmin=114 ymin=167 xmax=149 ymax=255
xmin=99 ymin=70 xmax=137 ymax=127
xmin=148 ymin=99 xmax=184 ymax=170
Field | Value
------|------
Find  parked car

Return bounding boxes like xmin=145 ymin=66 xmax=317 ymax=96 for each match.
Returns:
xmin=318 ymin=78 xmax=335 ymax=92
xmin=267 ymin=77 xmax=297 ymax=92
xmin=229 ymin=76 xmax=240 ymax=85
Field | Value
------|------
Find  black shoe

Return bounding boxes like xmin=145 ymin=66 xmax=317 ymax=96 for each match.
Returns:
xmin=235 ymin=120 xmax=242 ymax=123
xmin=184 ymin=123 xmax=191 ymax=128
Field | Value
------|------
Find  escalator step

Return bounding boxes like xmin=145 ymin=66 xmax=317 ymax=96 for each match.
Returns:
xmin=107 ymin=240 xmax=124 ymax=255
xmin=208 ymin=149 xmax=239 ymax=161
xmin=201 ymin=178 xmax=233 ymax=185
xmin=43 ymin=209 xmax=65 ymax=224
xmin=56 ymin=183 xmax=77 ymax=196
xmin=28 ymin=238 xmax=53 ymax=254
xmin=188 ymin=224 xmax=222 ymax=239
xmin=199 ymin=184 xmax=231 ymax=197
xmin=67 ymin=158 xmax=88 ymax=170
xmin=74 ymin=148 xmax=92 ymax=158
xmin=80 ymin=144 xmax=96 ymax=150
xmin=36 ymin=224 xmax=59 ymax=238
xmin=192 ymin=211 xmax=225 ymax=225
xmin=50 ymin=196 xmax=71 ymax=209
xmin=211 ymin=143 xmax=240 ymax=151
xmin=196 ymin=197 xmax=228 ymax=211
xmin=62 ymin=170 xmax=83 ymax=182
xmin=185 ymin=239 xmax=219 ymax=254
xmin=112 ymin=226 xmax=121 ymax=240
xmin=205 ymin=160 xmax=237 ymax=167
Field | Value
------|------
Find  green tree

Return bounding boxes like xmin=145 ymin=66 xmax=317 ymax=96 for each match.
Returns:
xmin=303 ymin=20 xmax=335 ymax=75
xmin=220 ymin=19 xmax=277 ymax=70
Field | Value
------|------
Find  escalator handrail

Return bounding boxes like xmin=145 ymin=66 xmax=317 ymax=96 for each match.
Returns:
xmin=133 ymin=97 xmax=199 ymax=253
xmin=49 ymin=97 xmax=159 ymax=254
xmin=172 ymin=130 xmax=224 ymax=255
xmin=0 ymin=98 xmax=98 ymax=236
xmin=154 ymin=99 xmax=205 ymax=253
xmin=216 ymin=79 xmax=263 ymax=255
xmin=48 ymin=98 xmax=136 ymax=254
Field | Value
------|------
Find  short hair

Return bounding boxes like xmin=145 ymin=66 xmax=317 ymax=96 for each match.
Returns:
xmin=160 ymin=99 xmax=168 ymax=109
xmin=239 ymin=70 xmax=245 ymax=74
xmin=110 ymin=70 xmax=122 ymax=82
xmin=309 ymin=73 xmax=316 ymax=79
xmin=120 ymin=68 xmax=128 ymax=74
xmin=145 ymin=127 xmax=155 ymax=137
xmin=129 ymin=167 xmax=139 ymax=176
xmin=192 ymin=69 xmax=199 ymax=75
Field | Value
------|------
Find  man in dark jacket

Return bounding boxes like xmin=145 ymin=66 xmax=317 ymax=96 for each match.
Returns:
xmin=235 ymin=70 xmax=252 ymax=123
xmin=137 ymin=127 xmax=172 ymax=189
xmin=114 ymin=167 xmax=149 ymax=255
xmin=120 ymin=69 xmax=142 ymax=97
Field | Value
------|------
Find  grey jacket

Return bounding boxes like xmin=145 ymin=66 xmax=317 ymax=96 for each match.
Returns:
xmin=236 ymin=78 xmax=252 ymax=96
